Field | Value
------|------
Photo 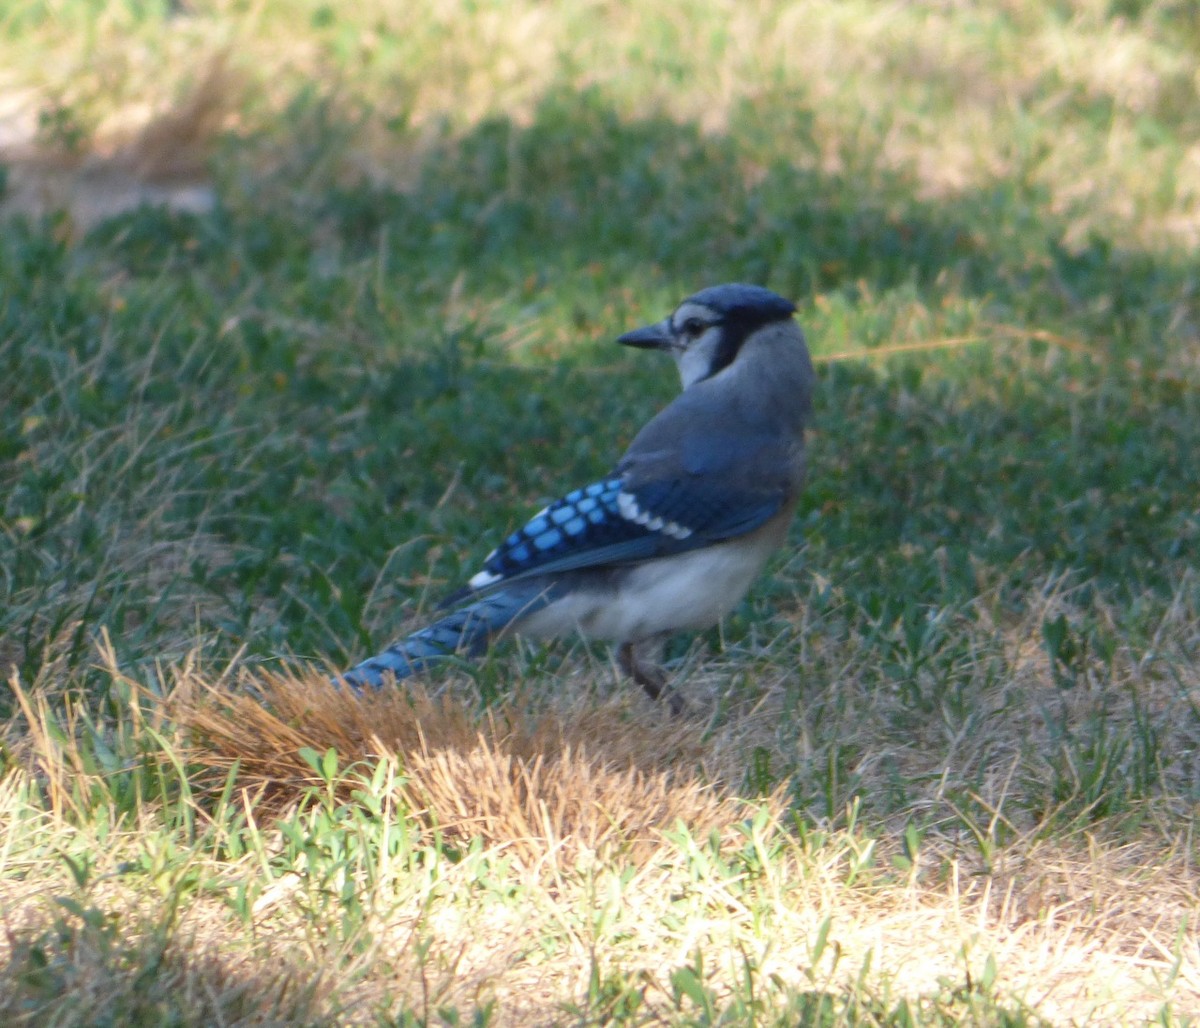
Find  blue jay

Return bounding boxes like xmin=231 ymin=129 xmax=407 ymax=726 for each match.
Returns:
xmin=338 ymin=283 xmax=814 ymax=707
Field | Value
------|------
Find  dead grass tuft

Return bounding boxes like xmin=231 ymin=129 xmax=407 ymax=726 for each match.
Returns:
xmin=111 ymin=55 xmax=239 ymax=183
xmin=0 ymin=54 xmax=238 ymax=227
xmin=172 ymin=669 xmax=777 ymax=867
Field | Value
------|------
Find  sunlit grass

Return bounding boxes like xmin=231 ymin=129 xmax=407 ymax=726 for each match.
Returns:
xmin=3 ymin=2 xmax=1199 ymax=242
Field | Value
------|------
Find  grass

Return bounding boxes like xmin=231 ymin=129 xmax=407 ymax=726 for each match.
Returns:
xmin=2 ymin=0 xmax=1199 ymax=1023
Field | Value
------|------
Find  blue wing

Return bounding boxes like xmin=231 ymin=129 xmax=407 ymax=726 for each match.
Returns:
xmin=448 ymin=471 xmax=785 ymax=601
xmin=441 ymin=397 xmax=797 ymax=603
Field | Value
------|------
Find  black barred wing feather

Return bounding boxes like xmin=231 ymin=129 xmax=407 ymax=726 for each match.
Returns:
xmin=457 ymin=471 xmax=784 ymax=598
xmin=465 ymin=477 xmax=675 ymax=590
xmin=625 ymin=476 xmax=783 ymax=541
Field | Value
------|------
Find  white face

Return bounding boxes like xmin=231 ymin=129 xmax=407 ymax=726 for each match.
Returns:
xmin=667 ymin=301 xmax=725 ymax=388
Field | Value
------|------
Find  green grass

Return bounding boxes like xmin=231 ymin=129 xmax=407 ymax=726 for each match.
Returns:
xmin=2 ymin=0 xmax=1200 ymax=1023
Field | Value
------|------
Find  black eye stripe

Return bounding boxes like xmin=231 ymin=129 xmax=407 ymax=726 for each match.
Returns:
xmin=705 ymin=309 xmax=767 ymax=377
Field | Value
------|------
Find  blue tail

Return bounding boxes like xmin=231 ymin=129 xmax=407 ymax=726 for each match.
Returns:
xmin=336 ymin=582 xmax=554 ymax=690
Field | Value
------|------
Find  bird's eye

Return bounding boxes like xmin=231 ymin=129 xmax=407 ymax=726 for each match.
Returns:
xmin=681 ymin=317 xmax=707 ymax=339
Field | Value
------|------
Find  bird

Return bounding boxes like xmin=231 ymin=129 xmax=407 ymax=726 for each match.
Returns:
xmin=337 ymin=283 xmax=815 ymax=709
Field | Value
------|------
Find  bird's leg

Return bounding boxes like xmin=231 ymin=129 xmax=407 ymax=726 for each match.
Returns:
xmin=617 ymin=641 xmax=665 ymax=698
xmin=617 ymin=639 xmax=684 ymax=715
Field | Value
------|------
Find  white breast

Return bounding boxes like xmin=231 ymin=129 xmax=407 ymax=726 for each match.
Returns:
xmin=514 ymin=514 xmax=791 ymax=644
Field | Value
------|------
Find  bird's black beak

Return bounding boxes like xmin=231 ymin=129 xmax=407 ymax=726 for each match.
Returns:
xmin=617 ymin=319 xmax=673 ymax=350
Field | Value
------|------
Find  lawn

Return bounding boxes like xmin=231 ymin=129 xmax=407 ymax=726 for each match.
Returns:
xmin=2 ymin=1 xmax=1199 ymax=1023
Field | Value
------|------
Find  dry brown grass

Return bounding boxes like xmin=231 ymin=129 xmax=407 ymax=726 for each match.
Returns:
xmin=170 ymin=668 xmax=775 ymax=869
xmin=0 ymin=607 xmax=1196 ymax=1023
xmin=4 ymin=649 xmax=1198 ymax=1022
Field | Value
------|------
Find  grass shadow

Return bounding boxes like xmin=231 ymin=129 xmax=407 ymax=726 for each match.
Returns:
xmin=3 ymin=85 xmax=1196 ymax=679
